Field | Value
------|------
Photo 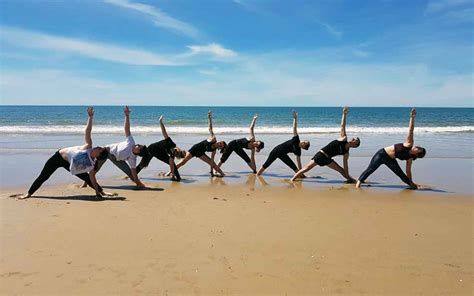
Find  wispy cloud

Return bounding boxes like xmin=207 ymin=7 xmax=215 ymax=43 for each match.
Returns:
xmin=425 ymin=0 xmax=471 ymax=14
xmin=103 ymin=0 xmax=201 ymax=39
xmin=425 ymin=0 xmax=473 ymax=23
xmin=314 ymin=20 xmax=342 ymax=39
xmin=187 ymin=43 xmax=237 ymax=59
xmin=0 ymin=27 xmax=236 ymax=65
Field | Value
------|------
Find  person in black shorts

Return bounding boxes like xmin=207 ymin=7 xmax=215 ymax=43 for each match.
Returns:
xmin=291 ymin=107 xmax=360 ymax=182
xmin=136 ymin=115 xmax=185 ymax=181
xmin=257 ymin=111 xmax=310 ymax=175
xmin=217 ymin=114 xmax=264 ymax=174
xmin=176 ymin=112 xmax=227 ymax=177
xmin=356 ymin=108 xmax=425 ymax=189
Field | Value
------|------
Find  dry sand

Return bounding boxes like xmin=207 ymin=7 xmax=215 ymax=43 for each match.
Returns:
xmin=0 ymin=178 xmax=472 ymax=295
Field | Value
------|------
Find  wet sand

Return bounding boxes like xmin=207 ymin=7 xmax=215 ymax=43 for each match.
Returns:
xmin=1 ymin=179 xmax=472 ymax=295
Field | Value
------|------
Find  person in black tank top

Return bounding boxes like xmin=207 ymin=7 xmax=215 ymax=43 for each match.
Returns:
xmin=217 ymin=115 xmax=264 ymax=173
xmin=176 ymin=112 xmax=227 ymax=177
xmin=136 ymin=115 xmax=184 ymax=181
xmin=257 ymin=112 xmax=310 ymax=175
xmin=291 ymin=107 xmax=360 ymax=183
xmin=356 ymin=108 xmax=426 ymax=190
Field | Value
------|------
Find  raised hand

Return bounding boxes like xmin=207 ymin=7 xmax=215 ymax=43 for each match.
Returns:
xmin=124 ymin=105 xmax=130 ymax=116
xmin=253 ymin=114 xmax=258 ymax=120
xmin=208 ymin=111 xmax=213 ymax=119
xmin=87 ymin=106 xmax=94 ymax=117
xmin=410 ymin=108 xmax=416 ymax=118
xmin=293 ymin=111 xmax=298 ymax=119
xmin=343 ymin=106 xmax=349 ymax=115
xmin=159 ymin=114 xmax=164 ymax=122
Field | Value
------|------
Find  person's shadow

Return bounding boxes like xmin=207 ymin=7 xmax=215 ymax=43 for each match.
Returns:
xmin=11 ymin=195 xmax=126 ymax=202
xmin=102 ymin=185 xmax=164 ymax=191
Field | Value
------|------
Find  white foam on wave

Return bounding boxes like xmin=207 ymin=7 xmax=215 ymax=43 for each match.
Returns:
xmin=0 ymin=125 xmax=473 ymax=135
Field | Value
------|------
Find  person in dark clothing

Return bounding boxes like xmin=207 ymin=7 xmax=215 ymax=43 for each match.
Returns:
xmin=217 ymin=115 xmax=264 ymax=174
xmin=291 ymin=107 xmax=360 ymax=182
xmin=257 ymin=111 xmax=310 ymax=175
xmin=136 ymin=115 xmax=185 ymax=181
xmin=15 ymin=107 xmax=114 ymax=199
xmin=356 ymin=108 xmax=426 ymax=189
xmin=176 ymin=112 xmax=227 ymax=177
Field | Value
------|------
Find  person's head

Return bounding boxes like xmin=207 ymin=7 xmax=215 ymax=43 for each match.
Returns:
xmin=348 ymin=137 xmax=361 ymax=148
xmin=410 ymin=146 xmax=426 ymax=160
xmin=213 ymin=141 xmax=227 ymax=153
xmin=133 ymin=144 xmax=150 ymax=158
xmin=251 ymin=141 xmax=265 ymax=152
xmin=91 ymin=146 xmax=108 ymax=160
xmin=171 ymin=147 xmax=187 ymax=159
xmin=299 ymin=140 xmax=310 ymax=150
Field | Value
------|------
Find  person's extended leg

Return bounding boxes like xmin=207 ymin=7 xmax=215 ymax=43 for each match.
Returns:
xmin=356 ymin=149 xmax=385 ymax=188
xmin=234 ymin=147 xmax=254 ymax=172
xmin=385 ymin=158 xmax=412 ymax=186
xmin=25 ymin=151 xmax=64 ymax=197
xmin=108 ymin=155 xmax=134 ymax=180
xmin=326 ymin=161 xmax=352 ymax=181
xmin=76 ymin=173 xmax=103 ymax=193
xmin=81 ymin=157 xmax=107 ymax=188
xmin=199 ymin=154 xmax=225 ymax=176
xmin=291 ymin=160 xmax=317 ymax=181
xmin=278 ymin=154 xmax=298 ymax=172
xmin=257 ymin=152 xmax=277 ymax=175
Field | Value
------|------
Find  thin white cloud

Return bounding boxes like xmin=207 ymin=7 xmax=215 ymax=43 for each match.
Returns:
xmin=187 ymin=43 xmax=237 ymax=59
xmin=314 ymin=20 xmax=342 ymax=39
xmin=103 ymin=0 xmax=200 ymax=39
xmin=0 ymin=26 xmax=182 ymax=66
xmin=426 ymin=0 xmax=471 ymax=14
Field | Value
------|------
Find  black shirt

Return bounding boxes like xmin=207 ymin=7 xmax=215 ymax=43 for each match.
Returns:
xmin=273 ymin=135 xmax=301 ymax=157
xmin=321 ymin=140 xmax=348 ymax=158
xmin=148 ymin=137 xmax=176 ymax=159
xmin=189 ymin=139 xmax=215 ymax=157
xmin=236 ymin=138 xmax=251 ymax=150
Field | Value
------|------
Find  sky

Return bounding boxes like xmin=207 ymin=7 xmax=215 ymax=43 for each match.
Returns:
xmin=0 ymin=0 xmax=473 ymax=106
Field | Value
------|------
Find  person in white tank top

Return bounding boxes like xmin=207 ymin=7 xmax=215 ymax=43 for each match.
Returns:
xmin=15 ymin=107 xmax=116 ymax=199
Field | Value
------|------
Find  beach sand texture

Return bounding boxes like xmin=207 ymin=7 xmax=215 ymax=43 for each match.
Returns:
xmin=1 ymin=180 xmax=472 ymax=295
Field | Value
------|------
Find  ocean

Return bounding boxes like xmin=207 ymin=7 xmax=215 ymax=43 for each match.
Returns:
xmin=0 ymin=106 xmax=473 ymax=194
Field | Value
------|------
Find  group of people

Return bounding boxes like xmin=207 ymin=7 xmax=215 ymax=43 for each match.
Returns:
xmin=18 ymin=107 xmax=426 ymax=199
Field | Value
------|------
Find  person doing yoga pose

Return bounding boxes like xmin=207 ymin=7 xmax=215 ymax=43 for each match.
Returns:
xmin=356 ymin=108 xmax=425 ymax=190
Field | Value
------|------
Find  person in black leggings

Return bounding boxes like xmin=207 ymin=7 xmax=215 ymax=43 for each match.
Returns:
xmin=16 ymin=107 xmax=113 ymax=199
xmin=217 ymin=114 xmax=264 ymax=174
xmin=136 ymin=115 xmax=184 ymax=181
xmin=176 ymin=112 xmax=227 ymax=177
xmin=257 ymin=112 xmax=310 ymax=175
xmin=291 ymin=107 xmax=360 ymax=182
xmin=356 ymin=108 xmax=426 ymax=189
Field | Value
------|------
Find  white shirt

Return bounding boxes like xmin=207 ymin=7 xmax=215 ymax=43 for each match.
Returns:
xmin=64 ymin=146 xmax=95 ymax=175
xmin=106 ymin=136 xmax=137 ymax=168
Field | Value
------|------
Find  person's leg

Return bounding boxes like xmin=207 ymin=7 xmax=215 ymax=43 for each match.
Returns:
xmin=326 ymin=161 xmax=351 ymax=180
xmin=26 ymin=152 xmax=64 ymax=197
xmin=199 ymin=155 xmax=225 ymax=176
xmin=81 ymin=158 xmax=107 ymax=188
xmin=291 ymin=160 xmax=317 ymax=181
xmin=257 ymin=152 xmax=277 ymax=175
xmin=357 ymin=150 xmax=385 ymax=185
xmin=109 ymin=155 xmax=134 ymax=180
xmin=76 ymin=173 xmax=103 ymax=192
xmin=385 ymin=159 xmax=412 ymax=186
xmin=234 ymin=147 xmax=254 ymax=172
xmin=219 ymin=144 xmax=234 ymax=164
xmin=278 ymin=154 xmax=298 ymax=172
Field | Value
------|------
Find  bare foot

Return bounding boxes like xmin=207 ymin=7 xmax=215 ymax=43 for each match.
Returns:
xmin=11 ymin=193 xmax=31 ymax=200
xmin=355 ymin=180 xmax=361 ymax=188
xmin=79 ymin=182 xmax=88 ymax=188
xmin=101 ymin=191 xmax=118 ymax=197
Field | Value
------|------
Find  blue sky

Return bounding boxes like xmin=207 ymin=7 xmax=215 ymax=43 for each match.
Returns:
xmin=0 ymin=0 xmax=472 ymax=106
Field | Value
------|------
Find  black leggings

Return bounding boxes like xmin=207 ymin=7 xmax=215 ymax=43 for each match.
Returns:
xmin=28 ymin=151 xmax=102 ymax=195
xmin=220 ymin=140 xmax=251 ymax=164
xmin=262 ymin=151 xmax=298 ymax=172
xmin=136 ymin=154 xmax=181 ymax=181
xmin=358 ymin=149 xmax=411 ymax=185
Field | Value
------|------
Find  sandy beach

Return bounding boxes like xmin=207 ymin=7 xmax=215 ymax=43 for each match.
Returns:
xmin=1 ymin=178 xmax=472 ymax=295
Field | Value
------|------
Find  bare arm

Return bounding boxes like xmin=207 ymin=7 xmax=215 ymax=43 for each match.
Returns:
xmin=124 ymin=106 xmax=131 ymax=137
xmin=89 ymin=170 xmax=102 ymax=196
xmin=130 ymin=168 xmax=144 ymax=187
xmin=340 ymin=106 xmax=348 ymax=140
xmin=406 ymin=159 xmax=413 ymax=181
xmin=405 ymin=108 xmax=416 ymax=146
xmin=208 ymin=111 xmax=215 ymax=139
xmin=210 ymin=150 xmax=216 ymax=174
xmin=343 ymin=153 xmax=353 ymax=180
xmin=292 ymin=111 xmax=298 ymax=136
xmin=176 ymin=152 xmax=192 ymax=169
xmin=159 ymin=115 xmax=169 ymax=139
xmin=297 ymin=155 xmax=302 ymax=170
xmin=84 ymin=107 xmax=94 ymax=148
xmin=249 ymin=114 xmax=258 ymax=140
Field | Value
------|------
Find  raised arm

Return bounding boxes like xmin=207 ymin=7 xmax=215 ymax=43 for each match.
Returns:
xmin=343 ymin=153 xmax=355 ymax=182
xmin=292 ymin=111 xmax=298 ymax=136
xmin=405 ymin=108 xmax=416 ymax=146
xmin=249 ymin=114 xmax=258 ymax=140
xmin=84 ymin=107 xmax=94 ymax=148
xmin=124 ymin=106 xmax=131 ymax=137
xmin=208 ymin=111 xmax=215 ymax=139
xmin=405 ymin=159 xmax=418 ymax=189
xmin=340 ymin=107 xmax=348 ymax=140
xmin=159 ymin=115 xmax=169 ymax=139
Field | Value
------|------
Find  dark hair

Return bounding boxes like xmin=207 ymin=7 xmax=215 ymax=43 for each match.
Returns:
xmin=219 ymin=141 xmax=227 ymax=154
xmin=354 ymin=137 xmax=361 ymax=148
xmin=96 ymin=147 xmax=109 ymax=160
xmin=137 ymin=145 xmax=151 ymax=158
xmin=414 ymin=146 xmax=426 ymax=160
xmin=257 ymin=141 xmax=265 ymax=150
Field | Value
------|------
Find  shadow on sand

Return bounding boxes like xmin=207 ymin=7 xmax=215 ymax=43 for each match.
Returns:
xmin=26 ymin=195 xmax=126 ymax=202
xmin=102 ymin=185 xmax=165 ymax=191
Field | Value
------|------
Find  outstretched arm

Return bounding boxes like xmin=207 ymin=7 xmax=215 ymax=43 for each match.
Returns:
xmin=210 ymin=150 xmax=216 ymax=175
xmin=124 ymin=106 xmax=131 ymax=137
xmin=342 ymin=153 xmax=355 ymax=182
xmin=249 ymin=114 xmax=258 ymax=140
xmin=340 ymin=107 xmax=348 ymax=140
xmin=159 ymin=115 xmax=169 ymax=139
xmin=89 ymin=170 xmax=102 ymax=197
xmin=84 ymin=107 xmax=94 ymax=148
xmin=208 ymin=111 xmax=215 ymax=139
xmin=297 ymin=155 xmax=302 ymax=170
xmin=405 ymin=159 xmax=418 ymax=189
xmin=292 ymin=111 xmax=298 ymax=136
xmin=405 ymin=108 xmax=416 ymax=146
